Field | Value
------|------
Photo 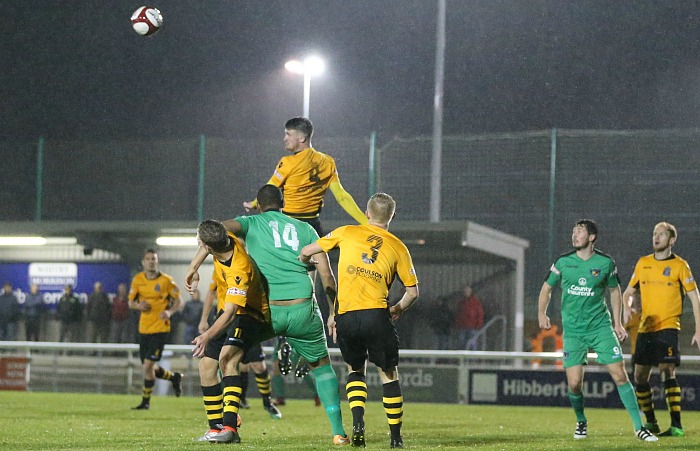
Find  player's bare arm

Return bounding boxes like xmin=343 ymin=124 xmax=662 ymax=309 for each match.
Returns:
xmin=389 ymin=285 xmax=419 ymax=318
xmin=199 ymin=288 xmax=216 ymax=334
xmin=687 ymin=289 xmax=700 ymax=350
xmin=299 ymin=242 xmax=324 ymax=264
xmin=185 ymin=247 xmax=210 ymax=293
xmin=609 ymin=286 xmax=628 ymax=342
xmin=312 ymin=251 xmax=338 ymax=340
xmin=192 ymin=303 xmax=237 ymax=357
xmin=537 ymin=282 xmax=552 ymax=329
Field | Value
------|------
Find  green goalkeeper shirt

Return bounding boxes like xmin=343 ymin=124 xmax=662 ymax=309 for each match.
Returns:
xmin=235 ymin=211 xmax=319 ymax=302
xmin=545 ymin=249 xmax=619 ymax=337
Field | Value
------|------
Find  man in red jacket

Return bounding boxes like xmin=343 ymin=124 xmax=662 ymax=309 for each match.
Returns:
xmin=455 ymin=286 xmax=484 ymax=350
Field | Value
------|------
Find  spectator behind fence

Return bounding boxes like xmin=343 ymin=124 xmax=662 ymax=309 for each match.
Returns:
xmin=57 ymin=284 xmax=84 ymax=342
xmin=87 ymin=281 xmax=111 ymax=343
xmin=181 ymin=289 xmax=203 ymax=345
xmin=430 ymin=296 xmax=453 ymax=350
xmin=111 ymin=283 xmax=131 ymax=343
xmin=455 ymin=286 xmax=484 ymax=350
xmin=23 ymin=283 xmax=45 ymax=341
xmin=0 ymin=282 xmax=21 ymax=341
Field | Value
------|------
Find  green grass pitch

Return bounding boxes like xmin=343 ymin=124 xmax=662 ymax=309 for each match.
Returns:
xmin=0 ymin=391 xmax=697 ymax=449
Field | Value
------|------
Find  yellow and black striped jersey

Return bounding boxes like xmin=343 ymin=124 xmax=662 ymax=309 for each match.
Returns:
xmin=129 ymin=272 xmax=180 ymax=334
xmin=316 ymin=224 xmax=418 ymax=315
xmin=627 ymin=253 xmax=697 ymax=332
xmin=265 ymin=147 xmax=338 ymax=218
xmin=212 ymin=232 xmax=271 ymax=324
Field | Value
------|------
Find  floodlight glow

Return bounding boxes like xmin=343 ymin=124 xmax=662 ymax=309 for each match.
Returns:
xmin=0 ymin=237 xmax=48 ymax=246
xmin=156 ymin=236 xmax=199 ymax=246
xmin=303 ymin=56 xmax=325 ymax=76
xmin=285 ymin=60 xmax=305 ymax=74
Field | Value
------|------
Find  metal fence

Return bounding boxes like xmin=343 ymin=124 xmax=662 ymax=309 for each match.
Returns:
xmin=4 ymin=128 xmax=700 ymax=305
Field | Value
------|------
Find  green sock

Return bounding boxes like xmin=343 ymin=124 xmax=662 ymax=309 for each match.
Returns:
xmin=272 ymin=374 xmax=285 ymax=399
xmin=312 ymin=363 xmax=345 ymax=437
xmin=618 ymin=381 xmax=643 ymax=430
xmin=568 ymin=389 xmax=586 ymax=423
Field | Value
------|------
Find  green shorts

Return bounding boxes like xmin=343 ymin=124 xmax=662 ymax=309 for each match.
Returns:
xmin=563 ymin=326 xmax=623 ymax=368
xmin=271 ymin=299 xmax=329 ymax=364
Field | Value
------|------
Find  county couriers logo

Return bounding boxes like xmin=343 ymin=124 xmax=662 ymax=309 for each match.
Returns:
xmin=568 ymin=277 xmax=594 ymax=297
xmin=346 ymin=265 xmax=383 ymax=282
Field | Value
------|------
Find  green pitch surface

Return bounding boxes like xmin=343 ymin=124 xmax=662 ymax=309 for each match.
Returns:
xmin=0 ymin=391 xmax=697 ymax=449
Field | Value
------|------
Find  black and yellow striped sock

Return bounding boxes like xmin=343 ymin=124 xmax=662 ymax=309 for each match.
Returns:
xmin=154 ymin=366 xmax=173 ymax=381
xmin=383 ymin=380 xmax=403 ymax=439
xmin=202 ymin=384 xmax=224 ymax=429
xmin=346 ymin=372 xmax=367 ymax=426
xmin=635 ymin=382 xmax=656 ymax=424
xmin=221 ymin=375 xmax=242 ymax=430
xmin=255 ymin=369 xmax=272 ymax=407
xmin=664 ymin=378 xmax=682 ymax=429
xmin=142 ymin=379 xmax=155 ymax=405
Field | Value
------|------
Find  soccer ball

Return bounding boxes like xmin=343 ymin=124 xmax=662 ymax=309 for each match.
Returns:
xmin=130 ymin=6 xmax=163 ymax=36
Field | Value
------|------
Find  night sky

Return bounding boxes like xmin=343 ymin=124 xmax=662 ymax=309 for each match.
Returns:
xmin=3 ymin=1 xmax=700 ymax=141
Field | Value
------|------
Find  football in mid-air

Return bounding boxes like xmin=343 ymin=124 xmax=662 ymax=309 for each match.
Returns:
xmin=130 ymin=6 xmax=163 ymax=36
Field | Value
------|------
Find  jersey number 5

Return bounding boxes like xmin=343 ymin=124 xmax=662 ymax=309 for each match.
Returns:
xmin=268 ymin=221 xmax=300 ymax=251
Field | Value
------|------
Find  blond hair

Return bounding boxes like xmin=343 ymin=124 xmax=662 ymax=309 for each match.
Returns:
xmin=367 ymin=192 xmax=396 ymax=224
xmin=654 ymin=221 xmax=677 ymax=240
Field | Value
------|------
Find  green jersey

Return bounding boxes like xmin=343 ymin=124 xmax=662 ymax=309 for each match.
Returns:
xmin=545 ymin=249 xmax=619 ymax=337
xmin=235 ymin=211 xmax=319 ymax=301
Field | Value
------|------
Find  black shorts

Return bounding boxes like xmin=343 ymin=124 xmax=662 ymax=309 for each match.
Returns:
xmin=335 ymin=308 xmax=399 ymax=372
xmin=222 ymin=314 xmax=275 ymax=355
xmin=203 ymin=330 xmax=227 ymax=361
xmin=139 ymin=332 xmax=168 ymax=363
xmin=242 ymin=342 xmax=265 ymax=364
xmin=633 ymin=329 xmax=681 ymax=366
xmin=286 ymin=214 xmax=323 ymax=237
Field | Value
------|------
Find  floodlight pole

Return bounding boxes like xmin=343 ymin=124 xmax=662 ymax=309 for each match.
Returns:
xmin=303 ymin=72 xmax=311 ymax=118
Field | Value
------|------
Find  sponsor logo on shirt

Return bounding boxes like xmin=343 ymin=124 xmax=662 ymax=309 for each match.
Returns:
xmin=567 ymin=285 xmax=594 ymax=297
xmin=346 ymin=265 xmax=383 ymax=282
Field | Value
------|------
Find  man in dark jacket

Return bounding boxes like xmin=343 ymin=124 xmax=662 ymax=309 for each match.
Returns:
xmin=23 ymin=284 xmax=45 ymax=341
xmin=87 ymin=281 xmax=111 ymax=343
xmin=0 ymin=282 xmax=21 ymax=341
xmin=57 ymin=285 xmax=84 ymax=342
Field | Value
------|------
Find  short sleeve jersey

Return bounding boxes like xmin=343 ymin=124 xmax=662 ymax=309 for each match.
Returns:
xmin=212 ymin=232 xmax=271 ymax=324
xmin=266 ymin=147 xmax=339 ymax=217
xmin=627 ymin=253 xmax=697 ymax=332
xmin=236 ymin=211 xmax=319 ymax=301
xmin=545 ymin=250 xmax=619 ymax=337
xmin=129 ymin=272 xmax=180 ymax=334
xmin=315 ymin=224 xmax=418 ymax=315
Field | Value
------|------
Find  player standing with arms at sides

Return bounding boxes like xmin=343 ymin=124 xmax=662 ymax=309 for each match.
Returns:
xmin=186 ymin=185 xmax=350 ymax=446
xmin=538 ymin=220 xmax=657 ymax=442
xmin=243 ymin=117 xmax=367 ymax=236
xmin=191 ymin=220 xmax=276 ymax=444
xmin=128 ymin=249 xmax=184 ymax=410
xmin=621 ymin=222 xmax=700 ymax=437
xmin=299 ymin=192 xmax=419 ymax=449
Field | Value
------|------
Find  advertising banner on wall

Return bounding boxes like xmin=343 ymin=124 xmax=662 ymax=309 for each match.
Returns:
xmin=469 ymin=368 xmax=700 ymax=410
xmin=0 ymin=262 xmax=132 ymax=308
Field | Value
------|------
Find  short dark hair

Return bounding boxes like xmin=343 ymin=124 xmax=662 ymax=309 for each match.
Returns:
xmin=285 ymin=117 xmax=313 ymax=141
xmin=257 ymin=184 xmax=283 ymax=211
xmin=576 ymin=219 xmax=598 ymax=240
xmin=198 ymin=219 xmax=230 ymax=253
xmin=143 ymin=248 xmax=157 ymax=258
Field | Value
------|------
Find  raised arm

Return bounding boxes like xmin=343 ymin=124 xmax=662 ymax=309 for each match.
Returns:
xmin=329 ymin=180 xmax=368 ymax=225
xmin=185 ymin=247 xmax=210 ymax=293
